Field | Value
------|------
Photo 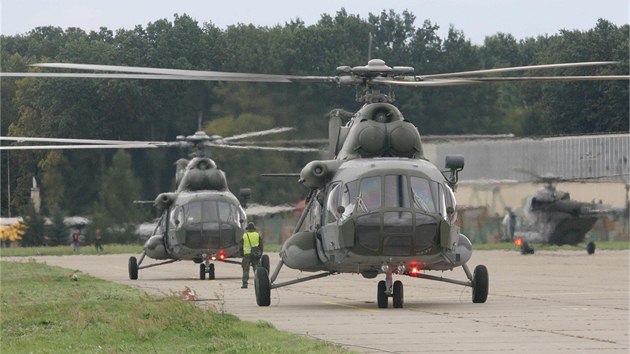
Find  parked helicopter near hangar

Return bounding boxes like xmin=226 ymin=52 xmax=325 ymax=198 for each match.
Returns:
xmin=1 ymin=57 xmax=627 ymax=308
xmin=0 ymin=129 xmax=318 ymax=280
xmin=503 ymin=171 xmax=629 ymax=255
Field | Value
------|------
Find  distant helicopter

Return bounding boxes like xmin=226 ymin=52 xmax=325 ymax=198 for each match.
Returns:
xmin=1 ymin=58 xmax=627 ymax=307
xmin=503 ymin=171 xmax=628 ymax=255
xmin=0 ymin=129 xmax=317 ymax=279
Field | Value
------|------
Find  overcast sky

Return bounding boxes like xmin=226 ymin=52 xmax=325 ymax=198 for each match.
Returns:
xmin=1 ymin=0 xmax=628 ymax=44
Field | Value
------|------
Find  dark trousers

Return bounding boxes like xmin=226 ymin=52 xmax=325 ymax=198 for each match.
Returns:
xmin=241 ymin=254 xmax=261 ymax=286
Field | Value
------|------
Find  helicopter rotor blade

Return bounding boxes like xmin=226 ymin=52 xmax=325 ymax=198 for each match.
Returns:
xmin=208 ymin=143 xmax=320 ymax=152
xmin=0 ymin=136 xmax=168 ymax=145
xmin=0 ymin=63 xmax=339 ymax=83
xmin=376 ymin=78 xmax=479 ymax=87
xmin=0 ymin=143 xmax=159 ymax=150
xmin=419 ymin=61 xmax=621 ymax=79
xmin=463 ymin=75 xmax=630 ymax=82
xmin=221 ymin=127 xmax=295 ymax=142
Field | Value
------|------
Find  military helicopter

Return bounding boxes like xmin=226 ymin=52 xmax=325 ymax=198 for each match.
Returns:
xmin=0 ymin=129 xmax=317 ymax=279
xmin=1 ymin=58 xmax=627 ymax=308
xmin=504 ymin=170 xmax=628 ymax=255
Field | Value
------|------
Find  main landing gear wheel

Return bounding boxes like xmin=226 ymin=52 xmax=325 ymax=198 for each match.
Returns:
xmin=208 ymin=263 xmax=215 ymax=280
xmin=199 ymin=264 xmax=206 ymax=280
xmin=261 ymin=254 xmax=270 ymax=273
xmin=472 ymin=265 xmax=489 ymax=303
xmin=392 ymin=280 xmax=404 ymax=308
xmin=586 ymin=241 xmax=596 ymax=255
xmin=255 ymin=267 xmax=271 ymax=306
xmin=128 ymin=256 xmax=138 ymax=280
xmin=377 ymin=280 xmax=388 ymax=308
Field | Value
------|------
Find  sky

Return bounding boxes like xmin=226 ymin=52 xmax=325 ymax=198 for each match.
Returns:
xmin=1 ymin=0 xmax=628 ymax=44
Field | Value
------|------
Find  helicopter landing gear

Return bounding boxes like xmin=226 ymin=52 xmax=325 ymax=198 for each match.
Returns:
xmin=377 ymin=280 xmax=388 ymax=308
xmin=521 ymin=240 xmax=535 ymax=255
xmin=471 ymin=265 xmax=489 ymax=303
xmin=586 ymin=241 xmax=596 ymax=255
xmin=254 ymin=267 xmax=271 ymax=306
xmin=200 ymin=262 xmax=216 ymax=280
xmin=261 ymin=254 xmax=270 ymax=273
xmin=128 ymin=256 xmax=139 ymax=280
xmin=376 ymin=264 xmax=404 ymax=308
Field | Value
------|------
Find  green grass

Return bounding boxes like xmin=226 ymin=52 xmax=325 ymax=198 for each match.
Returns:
xmin=472 ymin=240 xmax=629 ymax=251
xmin=0 ymin=260 xmax=350 ymax=353
xmin=0 ymin=244 xmax=142 ymax=257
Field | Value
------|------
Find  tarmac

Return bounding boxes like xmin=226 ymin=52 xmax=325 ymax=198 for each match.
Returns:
xmin=4 ymin=249 xmax=629 ymax=353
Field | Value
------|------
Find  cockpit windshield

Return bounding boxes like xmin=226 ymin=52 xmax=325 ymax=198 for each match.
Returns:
xmin=180 ymin=201 xmax=240 ymax=224
xmin=325 ymin=174 xmax=441 ymax=223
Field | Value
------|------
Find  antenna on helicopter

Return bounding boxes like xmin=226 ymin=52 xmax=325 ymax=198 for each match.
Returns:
xmin=368 ymin=32 xmax=373 ymax=61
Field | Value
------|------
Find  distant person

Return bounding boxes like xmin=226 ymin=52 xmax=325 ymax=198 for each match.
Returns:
xmin=241 ymin=222 xmax=262 ymax=289
xmin=71 ymin=231 xmax=81 ymax=251
xmin=94 ymin=229 xmax=104 ymax=252
xmin=501 ymin=207 xmax=516 ymax=241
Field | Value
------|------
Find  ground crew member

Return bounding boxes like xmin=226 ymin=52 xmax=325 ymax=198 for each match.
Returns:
xmin=241 ymin=222 xmax=262 ymax=288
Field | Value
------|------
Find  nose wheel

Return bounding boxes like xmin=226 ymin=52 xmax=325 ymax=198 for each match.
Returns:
xmin=200 ymin=262 xmax=215 ymax=280
xmin=377 ymin=264 xmax=404 ymax=308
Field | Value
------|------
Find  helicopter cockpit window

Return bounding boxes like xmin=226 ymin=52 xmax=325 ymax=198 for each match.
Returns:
xmin=339 ymin=180 xmax=359 ymax=219
xmin=325 ymin=183 xmax=341 ymax=223
xmin=185 ymin=202 xmax=202 ymax=223
xmin=203 ymin=201 xmax=219 ymax=222
xmin=183 ymin=201 xmax=221 ymax=223
xmin=359 ymin=176 xmax=382 ymax=212
xmin=217 ymin=202 xmax=235 ymax=223
xmin=384 ymin=175 xmax=410 ymax=208
xmin=410 ymin=177 xmax=436 ymax=213
xmin=170 ymin=206 xmax=183 ymax=228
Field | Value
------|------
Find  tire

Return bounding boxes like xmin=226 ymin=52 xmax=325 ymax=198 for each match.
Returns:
xmin=392 ymin=280 xmax=404 ymax=308
xmin=472 ymin=265 xmax=489 ymax=303
xmin=261 ymin=254 xmax=270 ymax=273
xmin=128 ymin=256 xmax=138 ymax=280
xmin=377 ymin=280 xmax=388 ymax=308
xmin=208 ymin=263 xmax=215 ymax=280
xmin=586 ymin=241 xmax=596 ymax=255
xmin=254 ymin=267 xmax=271 ymax=306
xmin=199 ymin=264 xmax=206 ymax=280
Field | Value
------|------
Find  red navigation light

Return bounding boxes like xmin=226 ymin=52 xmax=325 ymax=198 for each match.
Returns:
xmin=514 ymin=238 xmax=523 ymax=247
xmin=218 ymin=250 xmax=226 ymax=261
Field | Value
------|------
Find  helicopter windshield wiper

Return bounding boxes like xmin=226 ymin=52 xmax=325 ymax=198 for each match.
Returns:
xmin=356 ymin=194 xmax=369 ymax=213
xmin=412 ymin=192 xmax=430 ymax=212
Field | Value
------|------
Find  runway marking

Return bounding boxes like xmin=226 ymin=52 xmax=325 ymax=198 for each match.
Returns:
xmin=321 ymin=301 xmax=380 ymax=312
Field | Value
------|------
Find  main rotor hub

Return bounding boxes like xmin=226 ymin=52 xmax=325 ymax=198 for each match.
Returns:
xmin=337 ymin=59 xmax=414 ymax=103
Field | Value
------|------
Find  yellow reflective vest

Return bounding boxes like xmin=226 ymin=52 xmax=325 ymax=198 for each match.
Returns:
xmin=242 ymin=231 xmax=261 ymax=255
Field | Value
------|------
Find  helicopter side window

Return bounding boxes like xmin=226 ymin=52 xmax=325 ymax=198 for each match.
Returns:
xmin=437 ymin=184 xmax=447 ymax=219
xmin=443 ymin=184 xmax=457 ymax=223
xmin=325 ymin=183 xmax=341 ymax=223
xmin=359 ymin=176 xmax=382 ymax=212
xmin=384 ymin=175 xmax=410 ymax=208
xmin=410 ymin=177 xmax=436 ymax=213
xmin=170 ymin=206 xmax=183 ymax=228
xmin=339 ymin=180 xmax=359 ymax=219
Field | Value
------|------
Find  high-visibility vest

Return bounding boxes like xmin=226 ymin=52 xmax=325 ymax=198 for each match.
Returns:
xmin=242 ymin=231 xmax=261 ymax=255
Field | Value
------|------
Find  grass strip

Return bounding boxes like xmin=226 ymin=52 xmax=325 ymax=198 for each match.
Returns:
xmin=0 ymin=260 xmax=349 ymax=353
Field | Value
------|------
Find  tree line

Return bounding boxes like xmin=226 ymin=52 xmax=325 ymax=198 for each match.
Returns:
xmin=1 ymin=9 xmax=628 ymax=244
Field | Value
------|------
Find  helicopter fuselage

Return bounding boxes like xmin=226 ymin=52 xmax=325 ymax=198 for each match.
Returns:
xmin=144 ymin=190 xmax=246 ymax=262
xmin=281 ymin=158 xmax=472 ymax=277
